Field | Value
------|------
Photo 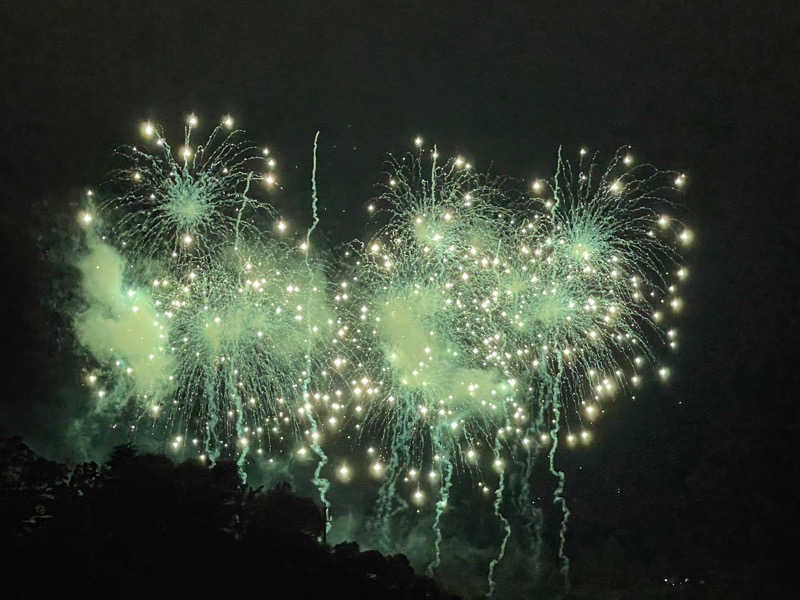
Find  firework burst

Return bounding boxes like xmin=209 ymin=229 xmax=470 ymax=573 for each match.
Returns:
xmin=72 ymin=121 xmax=691 ymax=595
xmin=76 ymin=116 xmax=337 ymax=470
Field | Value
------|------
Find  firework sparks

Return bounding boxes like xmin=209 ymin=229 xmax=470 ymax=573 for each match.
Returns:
xmin=73 ymin=121 xmax=690 ymax=595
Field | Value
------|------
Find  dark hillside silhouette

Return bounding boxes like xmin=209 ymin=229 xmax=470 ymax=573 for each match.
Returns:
xmin=2 ymin=437 xmax=457 ymax=599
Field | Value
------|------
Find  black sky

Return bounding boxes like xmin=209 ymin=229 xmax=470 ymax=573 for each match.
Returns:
xmin=1 ymin=1 xmax=798 ymax=596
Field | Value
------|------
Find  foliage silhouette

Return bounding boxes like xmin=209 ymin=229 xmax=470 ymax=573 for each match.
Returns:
xmin=2 ymin=437 xmax=457 ymax=599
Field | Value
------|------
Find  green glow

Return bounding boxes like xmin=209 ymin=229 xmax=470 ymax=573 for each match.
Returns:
xmin=76 ymin=234 xmax=174 ymax=398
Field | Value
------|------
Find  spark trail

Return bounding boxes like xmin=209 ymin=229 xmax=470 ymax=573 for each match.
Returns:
xmin=427 ymin=436 xmax=453 ymax=576
xmin=486 ymin=436 xmax=511 ymax=598
xmin=515 ymin=391 xmax=549 ymax=580
xmin=548 ymin=357 xmax=570 ymax=592
xmin=373 ymin=410 xmax=413 ymax=552
xmin=305 ymin=130 xmax=332 ymax=533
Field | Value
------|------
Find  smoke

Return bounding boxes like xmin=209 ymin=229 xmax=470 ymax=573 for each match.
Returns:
xmin=75 ymin=233 xmax=174 ymax=405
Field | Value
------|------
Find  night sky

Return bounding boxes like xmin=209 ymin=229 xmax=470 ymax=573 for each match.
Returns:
xmin=1 ymin=2 xmax=798 ymax=597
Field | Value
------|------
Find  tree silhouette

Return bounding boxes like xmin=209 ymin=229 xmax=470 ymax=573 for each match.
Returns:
xmin=2 ymin=438 xmax=459 ymax=599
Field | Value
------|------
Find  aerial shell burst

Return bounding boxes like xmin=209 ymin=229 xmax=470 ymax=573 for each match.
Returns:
xmin=500 ymin=147 xmax=690 ymax=434
xmin=75 ymin=115 xmax=337 ymax=471
xmin=341 ymin=151 xmax=525 ymax=555
xmin=334 ymin=145 xmax=690 ymax=588
xmin=484 ymin=147 xmax=691 ymax=590
xmin=104 ymin=115 xmax=279 ymax=266
xmin=350 ymin=152 xmax=521 ymax=464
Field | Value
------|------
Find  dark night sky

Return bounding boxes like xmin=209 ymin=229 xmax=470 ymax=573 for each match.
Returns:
xmin=1 ymin=1 xmax=798 ymax=596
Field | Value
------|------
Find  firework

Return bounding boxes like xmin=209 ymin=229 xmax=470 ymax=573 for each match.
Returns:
xmin=333 ymin=144 xmax=689 ymax=587
xmin=73 ymin=122 xmax=691 ymax=596
xmin=76 ymin=117 xmax=338 ymax=473
xmin=104 ymin=115 xmax=280 ymax=265
xmin=335 ymin=153 xmax=515 ymax=551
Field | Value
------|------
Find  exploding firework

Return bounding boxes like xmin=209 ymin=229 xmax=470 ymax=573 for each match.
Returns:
xmin=491 ymin=147 xmax=690 ymax=589
xmin=350 ymin=152 xmax=520 ymax=460
xmin=333 ymin=150 xmax=524 ymax=557
xmin=103 ymin=114 xmax=279 ymax=264
xmin=500 ymin=148 xmax=689 ymax=416
xmin=71 ymin=120 xmax=691 ymax=596
xmin=332 ymin=144 xmax=690 ymax=586
xmin=75 ymin=116 xmax=339 ymax=472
